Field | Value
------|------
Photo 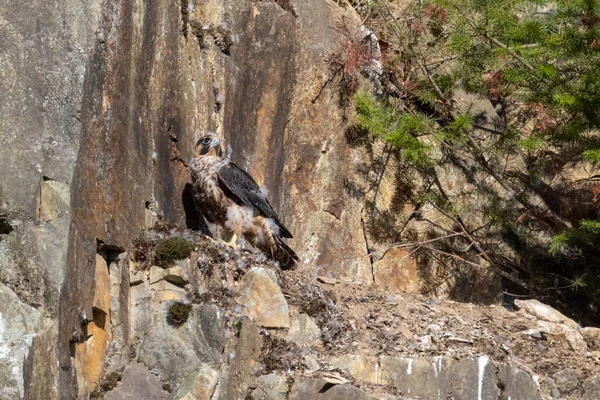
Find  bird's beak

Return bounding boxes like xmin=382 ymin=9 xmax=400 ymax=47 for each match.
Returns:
xmin=211 ymin=137 xmax=221 ymax=147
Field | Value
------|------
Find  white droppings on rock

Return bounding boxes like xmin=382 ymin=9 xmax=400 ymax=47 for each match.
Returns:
xmin=478 ymin=356 xmax=489 ymax=400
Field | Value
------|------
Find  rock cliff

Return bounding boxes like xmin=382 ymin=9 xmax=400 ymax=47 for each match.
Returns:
xmin=53 ymin=229 xmax=600 ymax=399
xmin=0 ymin=0 xmax=598 ymax=399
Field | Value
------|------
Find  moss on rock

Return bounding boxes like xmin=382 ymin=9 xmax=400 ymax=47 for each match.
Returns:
xmin=155 ymin=238 xmax=192 ymax=267
xmin=167 ymin=301 xmax=192 ymax=327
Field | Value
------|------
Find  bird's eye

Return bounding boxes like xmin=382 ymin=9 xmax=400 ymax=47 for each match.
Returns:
xmin=203 ymin=138 xmax=211 ymax=144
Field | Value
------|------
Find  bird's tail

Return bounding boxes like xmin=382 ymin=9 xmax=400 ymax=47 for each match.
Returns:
xmin=272 ymin=235 xmax=299 ymax=270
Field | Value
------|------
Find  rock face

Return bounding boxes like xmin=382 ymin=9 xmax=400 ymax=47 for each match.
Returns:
xmin=2 ymin=0 xmax=600 ymax=399
xmin=52 ymin=0 xmax=373 ymax=396
xmin=0 ymin=284 xmax=42 ymax=399
xmin=104 ymin=363 xmax=170 ymax=400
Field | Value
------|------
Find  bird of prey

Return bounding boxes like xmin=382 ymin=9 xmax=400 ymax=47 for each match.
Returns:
xmin=189 ymin=133 xmax=298 ymax=269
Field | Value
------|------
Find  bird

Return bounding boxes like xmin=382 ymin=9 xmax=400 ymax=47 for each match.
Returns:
xmin=189 ymin=132 xmax=298 ymax=269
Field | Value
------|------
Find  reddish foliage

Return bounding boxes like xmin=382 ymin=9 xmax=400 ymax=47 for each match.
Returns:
xmin=401 ymin=80 xmax=417 ymax=93
xmin=411 ymin=21 xmax=426 ymax=35
xmin=532 ymin=103 xmax=554 ymax=133
xmin=589 ymin=39 xmax=600 ymax=49
xmin=483 ymin=70 xmax=504 ymax=102
xmin=591 ymin=184 xmax=600 ymax=203
xmin=342 ymin=39 xmax=370 ymax=75
xmin=422 ymin=4 xmax=448 ymax=25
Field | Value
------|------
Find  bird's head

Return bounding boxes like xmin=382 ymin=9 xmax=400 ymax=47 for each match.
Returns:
xmin=194 ymin=133 xmax=223 ymax=158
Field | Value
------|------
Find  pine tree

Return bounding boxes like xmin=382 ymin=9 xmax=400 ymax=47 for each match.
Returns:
xmin=346 ymin=0 xmax=600 ymax=322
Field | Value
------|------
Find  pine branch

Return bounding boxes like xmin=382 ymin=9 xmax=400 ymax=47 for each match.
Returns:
xmin=453 ymin=5 xmax=535 ymax=71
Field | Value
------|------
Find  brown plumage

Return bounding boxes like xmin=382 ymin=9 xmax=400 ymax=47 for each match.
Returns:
xmin=189 ymin=133 xmax=298 ymax=269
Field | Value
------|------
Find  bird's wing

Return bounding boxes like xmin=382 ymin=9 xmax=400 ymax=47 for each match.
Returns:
xmin=217 ymin=162 xmax=293 ymax=238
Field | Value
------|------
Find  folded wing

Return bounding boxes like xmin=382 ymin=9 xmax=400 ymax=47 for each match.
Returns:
xmin=217 ymin=163 xmax=293 ymax=239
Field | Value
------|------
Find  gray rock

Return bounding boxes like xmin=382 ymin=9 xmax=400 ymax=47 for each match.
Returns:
xmin=538 ymin=376 xmax=561 ymax=400
xmin=515 ymin=300 xmax=580 ymax=330
xmin=554 ymin=368 xmax=583 ymax=393
xmin=23 ymin=323 xmax=59 ymax=400
xmin=104 ymin=362 xmax=170 ymax=400
xmin=250 ymin=373 xmax=289 ymax=400
xmin=583 ymin=373 xmax=600 ymax=399
xmin=217 ymin=319 xmax=263 ymax=400
xmin=0 ymin=283 xmax=43 ymax=399
xmin=137 ymin=303 xmax=225 ymax=385
xmin=497 ymin=363 xmax=542 ymax=400
xmin=287 ymin=310 xmax=322 ymax=347
xmin=176 ymin=363 xmax=219 ymax=400
xmin=0 ymin=4 xmax=103 ymax=395
xmin=289 ymin=378 xmax=369 ymax=400
xmin=380 ymin=356 xmax=501 ymax=400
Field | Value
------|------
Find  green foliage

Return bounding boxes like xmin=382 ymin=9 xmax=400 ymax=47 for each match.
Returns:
xmin=350 ymin=0 xmax=600 ymax=321
xmin=155 ymin=238 xmax=192 ymax=266
xmin=167 ymin=301 xmax=192 ymax=327
xmin=355 ymin=92 xmax=434 ymax=166
xmin=583 ymin=149 xmax=600 ymax=163
xmin=548 ymin=232 xmax=570 ymax=256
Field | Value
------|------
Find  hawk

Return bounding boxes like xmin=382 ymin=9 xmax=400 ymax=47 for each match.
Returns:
xmin=189 ymin=133 xmax=298 ymax=269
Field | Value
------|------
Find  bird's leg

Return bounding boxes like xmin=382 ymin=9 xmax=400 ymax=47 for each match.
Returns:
xmin=226 ymin=232 xmax=239 ymax=249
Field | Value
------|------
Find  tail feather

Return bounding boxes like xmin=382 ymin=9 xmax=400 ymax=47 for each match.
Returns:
xmin=273 ymin=235 xmax=298 ymax=270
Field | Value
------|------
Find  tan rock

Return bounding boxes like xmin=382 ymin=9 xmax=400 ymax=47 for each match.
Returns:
xmin=237 ymin=267 xmax=289 ymax=328
xmin=129 ymin=269 xmax=144 ymax=286
xmin=287 ymin=310 xmax=322 ymax=347
xmin=177 ymin=363 xmax=219 ymax=400
xmin=537 ymin=320 xmax=587 ymax=354
xmin=373 ymin=248 xmax=420 ymax=293
xmin=151 ymin=280 xmax=187 ymax=302
xmin=149 ymin=265 xmax=167 ymax=284
xmin=514 ymin=299 xmax=580 ymax=330
xmin=581 ymin=327 xmax=600 ymax=351
xmin=329 ymin=354 xmax=379 ymax=384
xmin=164 ymin=264 xmax=188 ymax=286
xmin=250 ymin=373 xmax=289 ymax=400
xmin=74 ymin=319 xmax=110 ymax=393
xmin=303 ymin=355 xmax=320 ymax=372
xmin=93 ymin=254 xmax=111 ymax=314
xmin=38 ymin=181 xmax=69 ymax=222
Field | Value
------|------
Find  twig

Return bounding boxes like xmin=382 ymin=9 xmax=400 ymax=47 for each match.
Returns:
xmin=311 ymin=65 xmax=344 ymax=103
xmin=427 ymin=201 xmax=534 ymax=291
xmin=416 ymin=59 xmax=445 ymax=101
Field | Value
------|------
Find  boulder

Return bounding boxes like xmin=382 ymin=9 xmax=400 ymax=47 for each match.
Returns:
xmin=581 ymin=327 xmax=600 ymax=351
xmin=330 ymin=355 xmax=378 ymax=385
xmin=104 ymin=362 xmax=170 ymax=400
xmin=288 ymin=378 xmax=369 ymax=400
xmin=177 ymin=363 xmax=219 ymax=400
xmin=514 ymin=300 xmax=580 ymax=330
xmin=287 ymin=311 xmax=322 ymax=347
xmin=249 ymin=373 xmax=289 ymax=400
xmin=237 ymin=268 xmax=290 ymax=328
xmin=536 ymin=321 xmax=587 ymax=354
